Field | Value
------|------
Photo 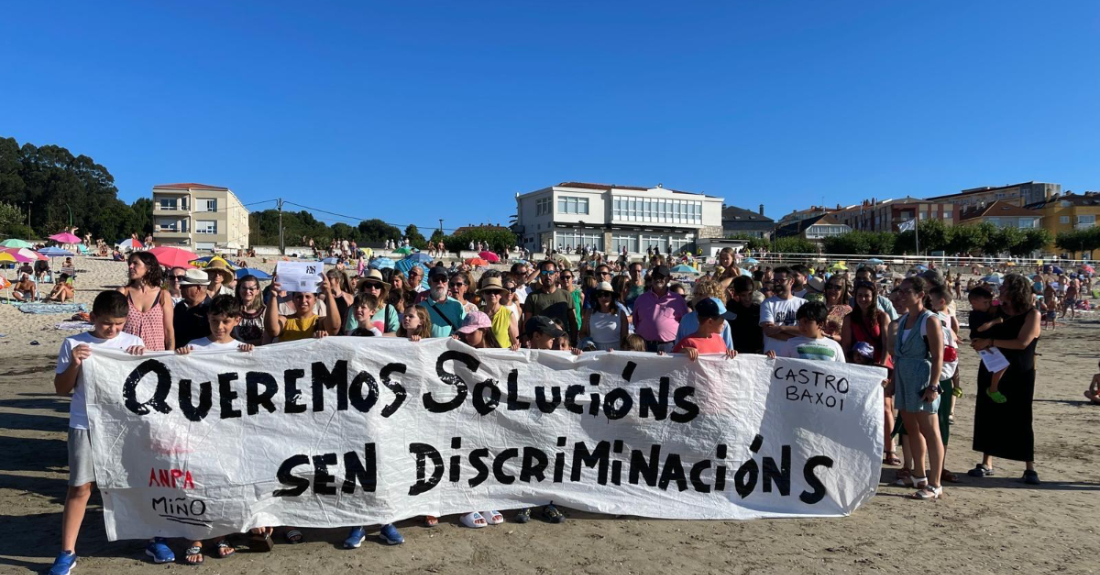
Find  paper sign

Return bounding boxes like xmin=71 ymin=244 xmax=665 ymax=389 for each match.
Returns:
xmin=276 ymin=261 xmax=323 ymax=293
xmin=979 ymin=348 xmax=1009 ymax=373
xmin=83 ymin=339 xmax=886 ymax=540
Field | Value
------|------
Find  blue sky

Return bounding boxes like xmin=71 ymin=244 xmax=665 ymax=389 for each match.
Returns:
xmin=2 ymin=1 xmax=1098 ymax=230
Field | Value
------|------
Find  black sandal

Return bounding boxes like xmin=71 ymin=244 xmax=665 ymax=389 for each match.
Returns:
xmin=541 ymin=504 xmax=565 ymax=524
xmin=967 ymin=464 xmax=994 ymax=477
xmin=184 ymin=545 xmax=204 ymax=566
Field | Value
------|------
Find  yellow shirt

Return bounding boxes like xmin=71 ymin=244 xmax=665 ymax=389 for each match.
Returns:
xmin=281 ymin=315 xmax=321 ymax=342
xmin=489 ymin=306 xmax=513 ymax=348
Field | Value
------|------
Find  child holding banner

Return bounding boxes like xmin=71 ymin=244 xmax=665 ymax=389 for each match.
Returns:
xmin=174 ymin=294 xmax=255 ymax=564
xmin=49 ymin=291 xmax=151 ymax=575
xmin=671 ymin=298 xmax=738 ymax=360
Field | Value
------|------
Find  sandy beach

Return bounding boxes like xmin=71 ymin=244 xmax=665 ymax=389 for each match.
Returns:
xmin=1 ymin=256 xmax=1098 ymax=574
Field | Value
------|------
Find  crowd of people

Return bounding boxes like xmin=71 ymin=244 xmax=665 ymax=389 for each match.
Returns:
xmin=44 ymin=246 xmax=1080 ymax=574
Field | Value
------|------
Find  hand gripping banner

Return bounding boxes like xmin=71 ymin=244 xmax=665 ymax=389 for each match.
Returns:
xmin=82 ymin=338 xmax=885 ymax=540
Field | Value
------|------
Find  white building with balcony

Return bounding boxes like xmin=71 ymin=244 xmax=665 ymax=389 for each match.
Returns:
xmin=151 ymin=183 xmax=250 ymax=251
xmin=514 ymin=182 xmax=725 ymax=255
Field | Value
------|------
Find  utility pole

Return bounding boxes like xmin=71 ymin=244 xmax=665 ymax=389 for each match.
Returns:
xmin=915 ymin=214 xmax=921 ymax=257
xmin=439 ymin=219 xmax=443 ymax=236
xmin=277 ymin=198 xmax=285 ymax=255
xmin=26 ymin=201 xmax=31 ymax=228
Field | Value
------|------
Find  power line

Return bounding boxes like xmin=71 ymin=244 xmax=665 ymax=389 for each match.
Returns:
xmin=280 ymin=200 xmax=474 ymax=233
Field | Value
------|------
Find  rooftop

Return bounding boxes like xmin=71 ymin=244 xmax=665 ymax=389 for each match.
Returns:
xmin=927 ymin=181 xmax=1052 ymax=201
xmin=552 ymin=181 xmax=714 ymax=197
xmin=721 ymin=204 xmax=773 ymax=223
xmin=960 ymin=200 xmax=1043 ymax=221
xmin=153 ymin=183 xmax=230 ymax=191
xmin=1026 ymin=191 xmax=1100 ymax=209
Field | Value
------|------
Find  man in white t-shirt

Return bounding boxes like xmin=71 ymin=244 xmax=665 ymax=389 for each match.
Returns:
xmin=760 ymin=266 xmax=807 ymax=354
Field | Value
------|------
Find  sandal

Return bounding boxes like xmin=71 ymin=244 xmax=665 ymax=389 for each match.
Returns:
xmin=967 ymin=464 xmax=995 ymax=477
xmin=482 ymin=510 xmax=504 ymax=525
xmin=911 ymin=476 xmax=929 ymax=489
xmin=460 ymin=512 xmax=487 ymax=529
xmin=424 ymin=515 xmax=439 ymax=527
xmin=909 ymin=485 xmax=943 ymax=500
xmin=883 ymin=451 xmax=902 ymax=466
xmin=1023 ymin=470 xmax=1041 ymax=485
xmin=541 ymin=504 xmax=565 ymax=524
xmin=941 ymin=469 xmax=959 ymax=483
xmin=216 ymin=540 xmax=235 ymax=559
xmin=247 ymin=530 xmax=274 ymax=552
xmin=514 ymin=508 xmax=532 ymax=524
xmin=285 ymin=529 xmax=303 ymax=544
xmin=892 ymin=468 xmax=912 ymax=486
xmin=185 ymin=545 xmax=204 ymax=566
xmin=986 ymin=389 xmax=1007 ymax=404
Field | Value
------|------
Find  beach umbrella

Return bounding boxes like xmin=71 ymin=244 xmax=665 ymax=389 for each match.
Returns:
xmin=1052 ymin=265 xmax=1064 ymax=275
xmin=149 ymin=246 xmax=197 ymax=269
xmin=465 ymin=257 xmax=489 ymax=267
xmin=866 ymin=258 xmax=884 ymax=264
xmin=358 ymin=247 xmax=373 ymax=258
xmin=394 ymin=246 xmax=414 ymax=255
xmin=981 ymin=275 xmax=1004 ymax=285
xmin=510 ymin=258 xmax=529 ymax=264
xmin=3 ymin=247 xmax=45 ymax=262
xmin=742 ymin=257 xmax=759 ymax=264
xmin=671 ymin=264 xmax=699 ymax=274
xmin=236 ymin=267 xmax=272 ymax=280
xmin=49 ymin=232 xmax=82 ymax=244
xmin=0 ymin=252 xmax=16 ymax=264
xmin=191 ymin=255 xmax=237 ymax=270
xmin=478 ymin=251 xmax=500 ymax=263
xmin=1080 ymin=264 xmax=1095 ymax=274
xmin=407 ymin=252 xmax=433 ymax=264
xmin=322 ymin=257 xmax=339 ymax=264
xmin=117 ymin=238 xmax=143 ymax=250
xmin=37 ymin=246 xmax=73 ymax=257
xmin=0 ymin=239 xmax=33 ymax=248
xmin=369 ymin=257 xmax=395 ymax=270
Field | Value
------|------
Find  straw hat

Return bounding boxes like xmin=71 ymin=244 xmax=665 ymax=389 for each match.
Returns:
xmin=594 ymin=281 xmax=614 ymax=294
xmin=204 ymin=259 xmax=235 ymax=284
xmin=478 ymin=276 xmax=507 ymax=294
xmin=360 ymin=268 xmax=390 ymax=287
xmin=178 ymin=268 xmax=211 ymax=287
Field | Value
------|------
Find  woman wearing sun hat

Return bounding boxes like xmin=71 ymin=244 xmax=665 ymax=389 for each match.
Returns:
xmin=203 ymin=259 xmax=235 ymax=298
xmin=479 ymin=276 xmax=519 ymax=350
xmin=581 ymin=281 xmax=628 ymax=350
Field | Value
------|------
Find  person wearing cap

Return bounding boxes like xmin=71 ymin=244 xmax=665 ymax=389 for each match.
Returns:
xmin=173 ymin=268 xmax=214 ymax=348
xmin=633 ymin=264 xmax=687 ymax=353
xmin=479 ymin=276 xmax=520 ymax=350
xmin=671 ymin=298 xmax=737 ymax=361
xmin=454 ymin=311 xmax=493 ymax=348
xmin=581 ymin=281 xmax=628 ymax=351
xmin=203 ymin=259 xmax=235 ymax=299
xmin=673 ymin=279 xmax=734 ymax=351
xmin=523 ymin=260 xmax=577 ymax=344
xmin=727 ymin=275 xmax=764 ymax=354
xmin=420 ymin=267 xmax=465 ymax=338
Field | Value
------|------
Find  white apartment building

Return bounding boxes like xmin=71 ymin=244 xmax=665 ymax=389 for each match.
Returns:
xmin=514 ymin=182 xmax=725 ymax=254
xmin=151 ymin=183 xmax=250 ymax=251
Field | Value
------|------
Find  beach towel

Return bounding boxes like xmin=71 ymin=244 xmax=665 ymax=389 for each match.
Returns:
xmin=55 ymin=320 xmax=93 ymax=331
xmin=16 ymin=303 xmax=88 ymax=315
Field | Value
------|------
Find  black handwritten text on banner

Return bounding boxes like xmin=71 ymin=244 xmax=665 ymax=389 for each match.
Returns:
xmin=82 ymin=338 xmax=885 ymax=540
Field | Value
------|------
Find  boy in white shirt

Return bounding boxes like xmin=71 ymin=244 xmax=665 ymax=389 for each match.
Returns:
xmin=176 ymin=294 xmax=255 ymax=354
xmin=49 ymin=291 xmax=148 ymax=575
xmin=768 ymin=301 xmax=846 ymax=362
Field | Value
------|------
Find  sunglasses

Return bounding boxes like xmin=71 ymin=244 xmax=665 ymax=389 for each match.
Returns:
xmin=431 ymin=277 xmax=448 ymax=283
xmin=561 ymin=276 xmax=573 ymax=280
xmin=597 ymin=271 xmax=610 ymax=276
xmin=362 ymin=283 xmax=383 ymax=289
xmin=170 ymin=276 xmax=184 ymax=281
xmin=825 ymin=284 xmax=842 ymax=291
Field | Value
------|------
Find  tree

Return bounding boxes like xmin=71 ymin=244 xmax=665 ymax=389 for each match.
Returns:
xmin=725 ymin=233 xmax=770 ymax=250
xmin=945 ymin=224 xmax=987 ymax=255
xmin=0 ymin=200 xmax=24 ymax=234
xmin=404 ymin=224 xmax=427 ymax=250
xmin=984 ymin=226 xmax=1023 ymax=256
xmin=917 ymin=219 xmax=950 ymax=253
xmin=772 ymin=236 xmax=817 ymax=254
xmin=331 ymin=222 xmax=358 ymax=243
xmin=445 ymin=228 xmax=517 ymax=254
xmin=1055 ymin=229 xmax=1086 ymax=255
xmin=131 ymin=198 xmax=154 ymax=237
xmin=866 ymin=232 xmax=895 ymax=256
xmin=357 ymin=219 xmax=401 ymax=244
xmin=429 ymin=229 xmax=446 ymax=245
xmin=1015 ymin=228 xmax=1052 ymax=256
xmin=822 ymin=231 xmax=871 ymax=255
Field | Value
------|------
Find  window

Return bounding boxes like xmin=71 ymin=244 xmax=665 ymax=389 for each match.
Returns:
xmin=1078 ymin=215 xmax=1096 ymax=228
xmin=986 ymin=218 xmax=1001 ymax=227
xmin=536 ymin=197 xmax=552 ymax=216
xmin=1060 ymin=216 xmax=1070 ymax=224
xmin=611 ymin=235 xmax=639 ymax=254
xmin=1060 ymin=201 xmax=1071 ymax=208
xmin=557 ymin=196 xmax=589 ymax=215
xmin=1017 ymin=218 xmax=1037 ymax=229
xmin=196 ymin=220 xmax=217 ymax=235
xmin=554 ymin=230 xmax=604 ymax=251
xmin=198 ymin=198 xmax=217 ymax=212
xmin=943 ymin=211 xmax=952 ymax=219
xmin=158 ymin=198 xmax=177 ymax=210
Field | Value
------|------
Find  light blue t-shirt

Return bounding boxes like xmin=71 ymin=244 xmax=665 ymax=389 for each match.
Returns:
xmin=424 ymin=297 xmax=466 ymax=338
xmin=673 ymin=298 xmax=734 ymax=349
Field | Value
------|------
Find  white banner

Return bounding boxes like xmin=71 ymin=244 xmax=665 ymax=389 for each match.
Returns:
xmin=82 ymin=338 xmax=885 ymax=540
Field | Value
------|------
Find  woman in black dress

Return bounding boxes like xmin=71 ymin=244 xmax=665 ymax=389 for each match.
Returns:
xmin=969 ymin=273 xmax=1042 ymax=484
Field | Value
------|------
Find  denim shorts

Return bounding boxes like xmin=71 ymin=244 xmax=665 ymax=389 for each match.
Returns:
xmin=894 ymin=359 xmax=940 ymax=414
